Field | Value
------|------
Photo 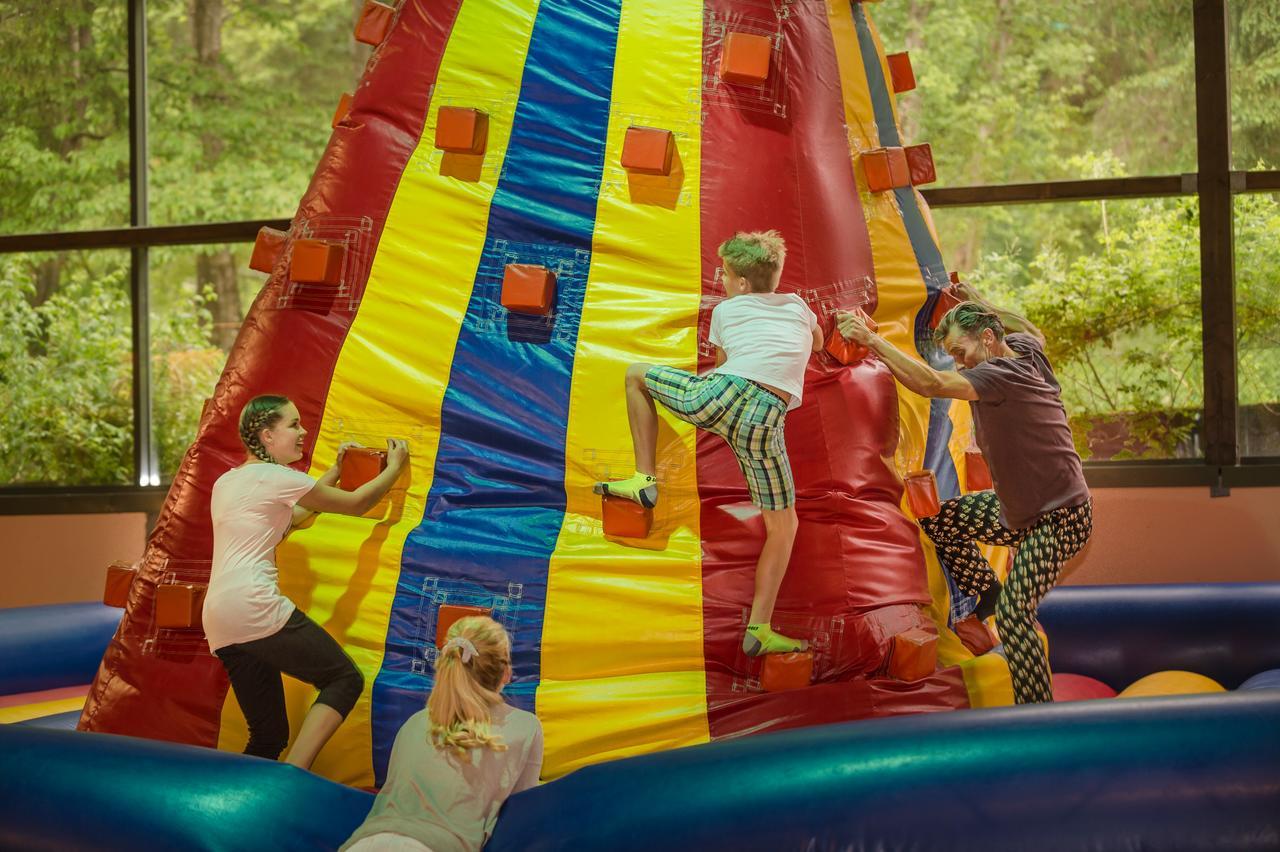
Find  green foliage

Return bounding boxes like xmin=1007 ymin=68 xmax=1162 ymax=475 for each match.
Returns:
xmin=878 ymin=2 xmax=1280 ymax=459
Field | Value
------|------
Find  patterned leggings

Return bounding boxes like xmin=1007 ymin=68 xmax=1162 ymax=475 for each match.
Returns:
xmin=920 ymin=492 xmax=1093 ymax=704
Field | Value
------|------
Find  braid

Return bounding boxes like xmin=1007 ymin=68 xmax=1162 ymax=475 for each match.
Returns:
xmin=238 ymin=395 xmax=290 ymax=463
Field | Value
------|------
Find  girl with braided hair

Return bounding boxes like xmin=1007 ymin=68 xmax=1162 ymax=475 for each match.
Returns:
xmin=204 ymin=394 xmax=410 ymax=769
xmin=342 ymin=616 xmax=543 ymax=852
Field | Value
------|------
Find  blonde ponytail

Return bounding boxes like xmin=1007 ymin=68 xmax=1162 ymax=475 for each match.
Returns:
xmin=427 ymin=616 xmax=511 ymax=760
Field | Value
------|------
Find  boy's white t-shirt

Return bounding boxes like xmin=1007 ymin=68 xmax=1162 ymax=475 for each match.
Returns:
xmin=203 ymin=463 xmax=317 ymax=652
xmin=708 ymin=292 xmax=818 ymax=410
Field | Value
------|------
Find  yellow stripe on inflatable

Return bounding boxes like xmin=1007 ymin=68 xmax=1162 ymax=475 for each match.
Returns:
xmin=536 ymin=0 xmax=709 ymax=778
xmin=217 ymin=0 xmax=543 ymax=787
xmin=0 ymin=697 xmax=85 ymax=724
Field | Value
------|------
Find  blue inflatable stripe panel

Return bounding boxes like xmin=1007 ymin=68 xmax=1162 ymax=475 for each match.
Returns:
xmin=0 ymin=603 xmax=121 ymax=695
xmin=1040 ymin=582 xmax=1280 ymax=690
xmin=369 ymin=0 xmax=623 ymax=784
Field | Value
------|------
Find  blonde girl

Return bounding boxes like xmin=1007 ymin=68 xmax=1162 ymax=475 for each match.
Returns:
xmin=342 ymin=617 xmax=543 ymax=852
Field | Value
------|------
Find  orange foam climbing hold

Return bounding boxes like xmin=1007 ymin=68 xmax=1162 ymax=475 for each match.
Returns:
xmin=760 ymin=651 xmax=814 ymax=692
xmin=719 ymin=31 xmax=772 ymax=86
xmin=861 ymin=147 xmax=910 ymax=193
xmin=886 ymin=52 xmax=916 ymax=93
xmin=249 ymin=226 xmax=287 ymax=274
xmin=435 ymin=604 xmax=494 ymax=649
xmin=155 ymin=583 xmax=206 ymax=630
xmin=290 ymin=239 xmax=345 ymax=285
xmin=501 ymin=264 xmax=556 ymax=315
xmin=905 ymin=143 xmax=936 ymax=186
xmin=621 ymin=126 xmax=675 ymax=176
xmin=904 ymin=469 xmax=941 ymax=519
xmin=824 ymin=310 xmax=878 ymax=365
xmin=104 ymin=561 xmax=136 ymax=609
xmin=886 ymin=627 xmax=937 ymax=681
xmin=965 ymin=449 xmax=993 ymax=492
xmin=332 ymin=92 xmax=353 ymax=128
xmin=354 ymin=0 xmax=394 ymax=46
xmin=340 ymin=447 xmax=387 ymax=491
xmin=435 ymin=107 xmax=489 ymax=155
xmin=601 ymin=494 xmax=652 ymax=539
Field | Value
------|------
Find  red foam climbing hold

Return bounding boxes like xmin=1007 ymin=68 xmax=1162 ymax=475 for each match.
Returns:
xmin=719 ymin=31 xmax=772 ymax=86
xmin=434 ymin=107 xmax=488 ymax=155
xmin=861 ymin=147 xmax=911 ymax=193
xmin=965 ymin=449 xmax=993 ymax=492
xmin=905 ymin=143 xmax=936 ymax=186
xmin=435 ymin=604 xmax=494 ymax=649
xmin=290 ymin=239 xmax=346 ymax=285
xmin=249 ymin=226 xmax=287 ymax=274
xmin=824 ymin=310 xmax=878 ymax=365
xmin=501 ymin=264 xmax=556 ymax=315
xmin=760 ymin=651 xmax=814 ymax=692
xmin=929 ymin=284 xmax=962 ymax=330
xmin=104 ymin=561 xmax=136 ymax=609
xmin=340 ymin=447 xmax=388 ymax=491
xmin=155 ymin=583 xmax=205 ymax=630
xmin=886 ymin=52 xmax=916 ymax=93
xmin=904 ymin=469 xmax=941 ymax=519
xmin=621 ymin=126 xmax=675 ymax=176
xmin=354 ymin=0 xmax=394 ymax=46
xmin=332 ymin=92 xmax=353 ymax=128
xmin=601 ymin=494 xmax=652 ymax=539
xmin=886 ymin=627 xmax=937 ymax=681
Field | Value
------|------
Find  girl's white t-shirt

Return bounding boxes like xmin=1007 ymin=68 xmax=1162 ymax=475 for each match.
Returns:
xmin=708 ymin=292 xmax=818 ymax=410
xmin=203 ymin=463 xmax=317 ymax=652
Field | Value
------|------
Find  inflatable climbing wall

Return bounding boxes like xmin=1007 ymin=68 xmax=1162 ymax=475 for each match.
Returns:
xmin=82 ymin=0 xmax=1017 ymax=786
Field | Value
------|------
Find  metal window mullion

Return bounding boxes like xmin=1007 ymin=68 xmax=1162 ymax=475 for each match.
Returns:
xmin=128 ymin=0 xmax=154 ymax=486
xmin=1193 ymin=0 xmax=1238 ymax=470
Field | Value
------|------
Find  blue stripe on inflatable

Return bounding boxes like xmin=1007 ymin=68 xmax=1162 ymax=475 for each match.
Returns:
xmin=369 ymin=0 xmax=622 ymax=783
xmin=0 ymin=603 xmax=121 ymax=695
xmin=13 ymin=710 xmax=82 ymax=730
xmin=1040 ymin=583 xmax=1280 ymax=690
xmin=850 ymin=3 xmax=960 ymax=502
xmin=488 ymin=693 xmax=1280 ymax=852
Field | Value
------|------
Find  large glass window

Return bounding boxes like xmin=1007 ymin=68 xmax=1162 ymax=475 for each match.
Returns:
xmin=1234 ymin=192 xmax=1280 ymax=458
xmin=147 ymin=0 xmax=367 ymax=225
xmin=150 ymin=242 xmax=263 ymax=477
xmin=1229 ymin=0 xmax=1280 ymax=171
xmin=0 ymin=2 xmax=129 ymax=232
xmin=0 ymin=250 xmax=133 ymax=486
xmin=874 ymin=1 xmax=1197 ymax=185
xmin=932 ymin=197 xmax=1203 ymax=461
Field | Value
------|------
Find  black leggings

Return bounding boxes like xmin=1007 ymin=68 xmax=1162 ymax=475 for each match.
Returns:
xmin=215 ymin=609 xmax=364 ymax=760
xmin=920 ymin=493 xmax=1093 ymax=704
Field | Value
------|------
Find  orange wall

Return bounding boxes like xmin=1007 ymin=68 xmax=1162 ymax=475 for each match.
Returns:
xmin=1 ymin=513 xmax=147 ymax=608
xmin=1063 ymin=486 xmax=1280 ymax=585
xmin=0 ymin=487 xmax=1276 ymax=608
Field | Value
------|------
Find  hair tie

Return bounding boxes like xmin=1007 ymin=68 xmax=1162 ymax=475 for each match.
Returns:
xmin=443 ymin=636 xmax=477 ymax=663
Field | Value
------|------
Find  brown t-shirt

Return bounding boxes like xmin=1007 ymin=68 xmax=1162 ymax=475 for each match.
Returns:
xmin=960 ymin=333 xmax=1090 ymax=529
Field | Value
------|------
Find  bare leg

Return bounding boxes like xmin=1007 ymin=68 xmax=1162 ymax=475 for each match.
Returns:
xmin=282 ymin=703 xmax=343 ymax=770
xmin=748 ymin=506 xmax=799 ymax=624
xmin=624 ymin=362 xmax=658 ymax=475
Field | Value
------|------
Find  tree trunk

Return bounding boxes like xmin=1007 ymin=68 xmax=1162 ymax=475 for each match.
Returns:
xmin=197 ymin=249 xmax=242 ymax=351
xmin=31 ymin=257 xmax=66 ymax=308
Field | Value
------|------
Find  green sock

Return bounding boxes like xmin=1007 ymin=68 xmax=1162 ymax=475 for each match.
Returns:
xmin=593 ymin=472 xmax=658 ymax=508
xmin=742 ymin=623 xmax=808 ymax=657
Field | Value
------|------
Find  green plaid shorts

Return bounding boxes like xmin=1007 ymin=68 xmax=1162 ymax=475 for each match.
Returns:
xmin=644 ymin=366 xmax=794 ymax=510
